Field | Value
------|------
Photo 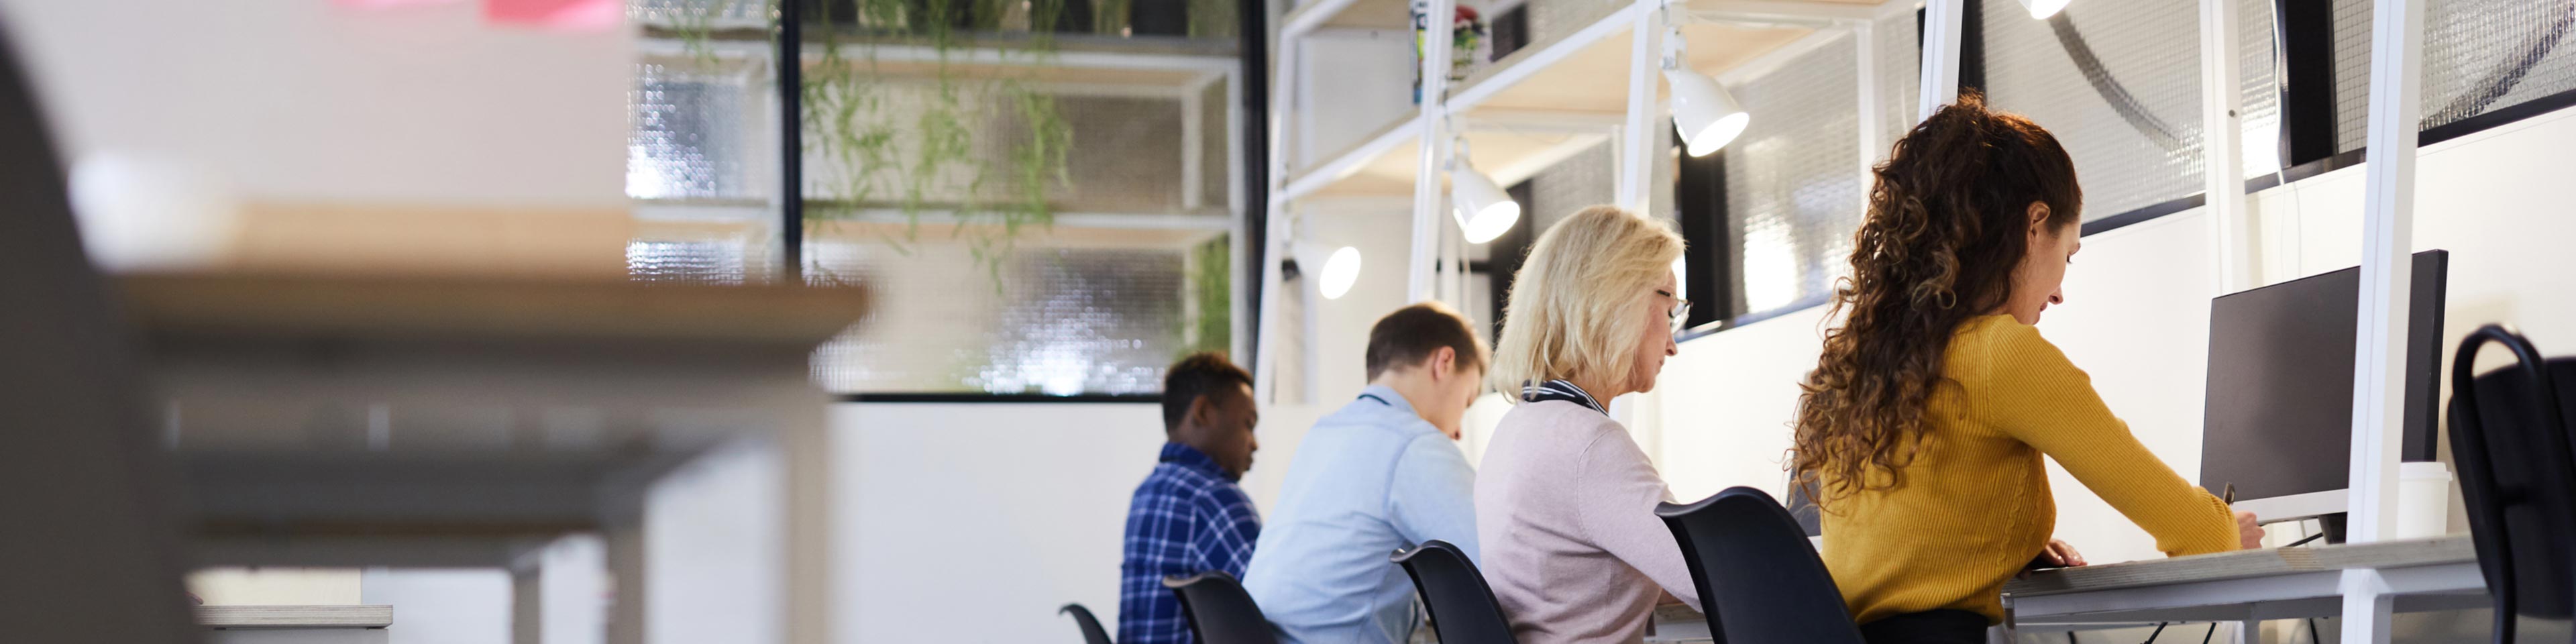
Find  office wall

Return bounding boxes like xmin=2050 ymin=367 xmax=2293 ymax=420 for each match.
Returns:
xmin=0 ymin=0 xmax=634 ymax=274
xmin=835 ymin=402 xmax=1172 ymax=643
xmin=361 ymin=569 xmax=513 ymax=644
xmin=1647 ymin=105 xmax=2576 ymax=566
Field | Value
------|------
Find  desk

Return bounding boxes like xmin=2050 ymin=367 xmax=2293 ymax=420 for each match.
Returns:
xmin=200 ymin=605 xmax=392 ymax=644
xmin=2002 ymin=535 xmax=2485 ymax=636
xmin=1646 ymin=535 xmax=2485 ymax=642
xmin=125 ymin=272 xmax=869 ymax=644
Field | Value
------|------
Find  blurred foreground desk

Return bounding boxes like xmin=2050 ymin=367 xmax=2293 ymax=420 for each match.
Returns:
xmin=121 ymin=272 xmax=869 ymax=644
xmin=1646 ymin=535 xmax=2483 ymax=643
xmin=2000 ymin=535 xmax=2484 ymax=637
xmin=201 ymin=605 xmax=392 ymax=644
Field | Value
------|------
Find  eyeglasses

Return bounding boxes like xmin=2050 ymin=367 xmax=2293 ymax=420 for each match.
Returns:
xmin=1658 ymin=290 xmax=1693 ymax=337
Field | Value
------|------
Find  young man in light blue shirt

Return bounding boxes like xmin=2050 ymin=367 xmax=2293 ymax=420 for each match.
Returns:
xmin=1242 ymin=302 xmax=1488 ymax=644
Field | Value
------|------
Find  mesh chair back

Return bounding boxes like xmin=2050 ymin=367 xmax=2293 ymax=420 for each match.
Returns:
xmin=1656 ymin=486 xmax=1865 ymax=644
xmin=1058 ymin=603 xmax=1112 ymax=644
xmin=1391 ymin=539 xmax=1519 ymax=644
xmin=2447 ymin=325 xmax=2576 ymax=643
xmin=1163 ymin=572 xmax=1279 ymax=644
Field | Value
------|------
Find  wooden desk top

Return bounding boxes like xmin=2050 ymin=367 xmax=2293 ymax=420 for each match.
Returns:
xmin=2003 ymin=535 xmax=2476 ymax=596
xmin=1650 ymin=535 xmax=2478 ymax=626
xmin=198 ymin=604 xmax=392 ymax=629
xmin=118 ymin=272 xmax=870 ymax=346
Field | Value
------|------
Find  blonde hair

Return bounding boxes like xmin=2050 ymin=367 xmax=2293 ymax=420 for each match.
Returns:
xmin=1488 ymin=205 xmax=1686 ymax=399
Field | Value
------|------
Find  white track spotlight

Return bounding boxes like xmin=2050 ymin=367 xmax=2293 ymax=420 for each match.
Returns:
xmin=1664 ymin=64 xmax=1750 ymax=157
xmin=1447 ymin=138 xmax=1521 ymax=244
xmin=1289 ymin=241 xmax=1363 ymax=300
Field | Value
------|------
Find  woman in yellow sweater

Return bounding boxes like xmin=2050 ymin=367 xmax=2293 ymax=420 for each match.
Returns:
xmin=1791 ymin=94 xmax=2265 ymax=644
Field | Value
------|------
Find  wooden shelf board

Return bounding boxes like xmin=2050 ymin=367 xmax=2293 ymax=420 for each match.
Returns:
xmin=118 ymin=272 xmax=871 ymax=346
xmin=1448 ymin=4 xmax=1813 ymax=115
xmin=198 ymin=605 xmax=394 ymax=630
xmin=1282 ymin=0 xmax=1411 ymax=36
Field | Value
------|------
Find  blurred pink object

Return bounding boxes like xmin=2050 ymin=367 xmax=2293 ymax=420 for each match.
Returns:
xmin=486 ymin=0 xmax=621 ymax=30
xmin=333 ymin=0 xmax=468 ymax=7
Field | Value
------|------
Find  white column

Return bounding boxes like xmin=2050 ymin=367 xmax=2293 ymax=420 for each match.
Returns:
xmin=1615 ymin=0 xmax=1664 ymax=211
xmin=2200 ymin=0 xmax=2248 ymax=292
xmin=1254 ymin=30 xmax=1300 ymax=402
xmin=1409 ymin=0 xmax=1457 ymax=303
xmin=2342 ymin=0 xmax=2423 ymax=639
xmin=1917 ymin=0 xmax=1963 ymax=120
xmin=1854 ymin=20 xmax=1882 ymax=192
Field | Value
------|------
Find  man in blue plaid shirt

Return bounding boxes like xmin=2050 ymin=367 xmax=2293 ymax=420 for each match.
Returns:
xmin=1119 ymin=352 xmax=1264 ymax=644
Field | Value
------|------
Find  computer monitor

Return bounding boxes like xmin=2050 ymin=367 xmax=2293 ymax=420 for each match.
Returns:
xmin=2199 ymin=250 xmax=2448 ymax=523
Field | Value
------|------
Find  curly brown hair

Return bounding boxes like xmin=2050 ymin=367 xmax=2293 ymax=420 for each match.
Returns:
xmin=1792 ymin=93 xmax=2083 ymax=502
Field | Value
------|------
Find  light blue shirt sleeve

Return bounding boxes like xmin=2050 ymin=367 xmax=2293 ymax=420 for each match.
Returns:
xmin=1385 ymin=432 xmax=1481 ymax=562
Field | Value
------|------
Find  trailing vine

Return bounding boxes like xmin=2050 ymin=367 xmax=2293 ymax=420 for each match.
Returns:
xmin=655 ymin=0 xmax=1077 ymax=286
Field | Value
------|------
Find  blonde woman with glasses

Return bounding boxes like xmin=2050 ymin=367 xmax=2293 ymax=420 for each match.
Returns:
xmin=1475 ymin=205 xmax=1697 ymax=644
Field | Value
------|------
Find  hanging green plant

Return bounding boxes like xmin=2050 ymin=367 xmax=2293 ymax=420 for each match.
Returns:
xmin=659 ymin=0 xmax=1077 ymax=288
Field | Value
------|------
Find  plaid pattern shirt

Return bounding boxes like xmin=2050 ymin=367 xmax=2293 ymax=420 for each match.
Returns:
xmin=1118 ymin=442 xmax=1263 ymax=644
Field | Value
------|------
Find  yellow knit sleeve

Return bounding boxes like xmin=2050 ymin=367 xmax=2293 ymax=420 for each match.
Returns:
xmin=1972 ymin=321 xmax=2241 ymax=557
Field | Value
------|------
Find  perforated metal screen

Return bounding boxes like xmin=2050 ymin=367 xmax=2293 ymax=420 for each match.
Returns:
xmin=1982 ymin=0 xmax=2205 ymax=220
xmin=804 ymin=240 xmax=1208 ymax=394
xmin=631 ymin=62 xmax=766 ymax=200
xmin=2332 ymin=0 xmax=2576 ymax=153
xmin=1722 ymin=34 xmax=1863 ymax=317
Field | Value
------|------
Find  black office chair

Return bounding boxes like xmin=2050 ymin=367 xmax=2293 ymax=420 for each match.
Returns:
xmin=0 ymin=17 xmax=201 ymax=644
xmin=1391 ymin=539 xmax=1519 ymax=644
xmin=1163 ymin=572 xmax=1279 ymax=644
xmin=1059 ymin=603 xmax=1113 ymax=644
xmin=1656 ymin=486 xmax=1866 ymax=644
xmin=2447 ymin=324 xmax=2576 ymax=644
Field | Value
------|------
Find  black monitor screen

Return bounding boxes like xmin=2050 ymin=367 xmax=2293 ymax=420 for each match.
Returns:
xmin=2198 ymin=250 xmax=2447 ymax=500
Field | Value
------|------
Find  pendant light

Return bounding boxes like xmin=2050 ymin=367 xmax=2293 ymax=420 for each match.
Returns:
xmin=1662 ymin=25 xmax=1750 ymax=157
xmin=2018 ymin=0 xmax=2070 ymax=19
xmin=1446 ymin=133 xmax=1521 ymax=244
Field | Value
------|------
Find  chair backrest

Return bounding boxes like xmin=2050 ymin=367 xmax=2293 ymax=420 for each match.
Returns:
xmin=1391 ymin=539 xmax=1519 ymax=644
xmin=1059 ymin=603 xmax=1113 ymax=644
xmin=1163 ymin=572 xmax=1280 ymax=644
xmin=2447 ymin=325 xmax=2576 ymax=644
xmin=0 ymin=18 xmax=200 ymax=644
xmin=1657 ymin=486 xmax=1866 ymax=644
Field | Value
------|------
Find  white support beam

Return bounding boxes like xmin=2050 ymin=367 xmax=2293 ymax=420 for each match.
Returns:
xmin=1411 ymin=0 xmax=1459 ymax=302
xmin=1855 ymin=21 xmax=1882 ymax=203
xmin=1256 ymin=26 xmax=1300 ymax=403
xmin=1228 ymin=68 xmax=1251 ymax=363
xmin=1917 ymin=0 xmax=1962 ymax=120
xmin=2343 ymin=0 xmax=2423 ymax=639
xmin=1615 ymin=0 xmax=1663 ymax=212
xmin=1687 ymin=0 xmax=1877 ymax=23
xmin=1712 ymin=25 xmax=1851 ymax=85
xmin=1281 ymin=0 xmax=1365 ymax=39
xmin=2201 ymin=0 xmax=2247 ymax=292
xmin=1183 ymin=82 xmax=1208 ymax=210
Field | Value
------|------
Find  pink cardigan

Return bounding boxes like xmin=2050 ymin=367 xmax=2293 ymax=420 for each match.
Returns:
xmin=1473 ymin=400 xmax=1703 ymax=644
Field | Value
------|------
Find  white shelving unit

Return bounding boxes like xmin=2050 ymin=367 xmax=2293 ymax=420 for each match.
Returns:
xmin=1256 ymin=0 xmax=2444 ymax=641
xmin=1253 ymin=0 xmax=1909 ymax=400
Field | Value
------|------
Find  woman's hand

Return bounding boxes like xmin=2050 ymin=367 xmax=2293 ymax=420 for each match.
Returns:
xmin=2236 ymin=511 xmax=2264 ymax=549
xmin=2019 ymin=539 xmax=2086 ymax=578
xmin=2038 ymin=539 xmax=2086 ymax=568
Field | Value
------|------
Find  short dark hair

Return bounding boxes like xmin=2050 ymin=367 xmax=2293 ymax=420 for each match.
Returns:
xmin=1163 ymin=352 xmax=1254 ymax=433
xmin=1364 ymin=301 xmax=1489 ymax=380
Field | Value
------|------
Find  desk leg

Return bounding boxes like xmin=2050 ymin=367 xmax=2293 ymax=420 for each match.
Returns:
xmin=514 ymin=563 xmax=545 ymax=644
xmin=2339 ymin=569 xmax=2393 ymax=644
xmin=782 ymin=396 xmax=835 ymax=644
xmin=606 ymin=519 xmax=647 ymax=644
xmin=2231 ymin=619 xmax=2259 ymax=644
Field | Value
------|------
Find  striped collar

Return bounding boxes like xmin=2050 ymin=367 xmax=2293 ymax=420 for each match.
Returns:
xmin=1520 ymin=379 xmax=1607 ymax=415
